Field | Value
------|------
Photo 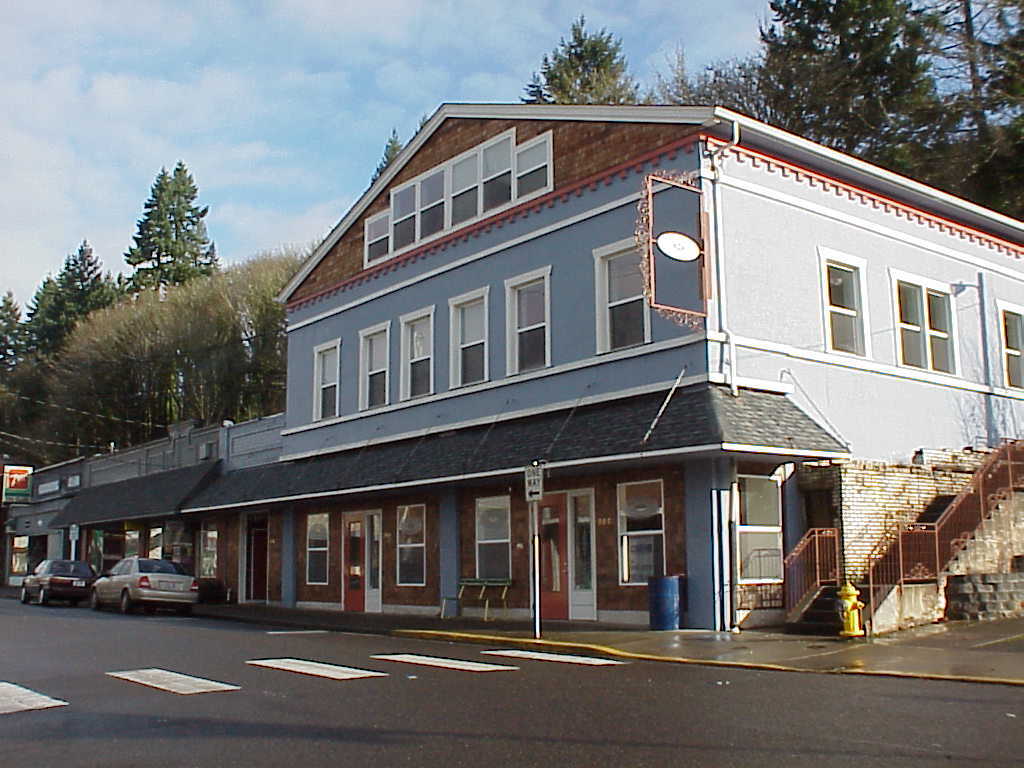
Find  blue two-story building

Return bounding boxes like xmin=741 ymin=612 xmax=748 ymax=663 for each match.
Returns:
xmin=169 ymin=104 xmax=1024 ymax=629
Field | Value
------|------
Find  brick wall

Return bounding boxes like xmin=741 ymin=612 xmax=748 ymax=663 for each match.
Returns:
xmin=289 ymin=118 xmax=694 ymax=303
xmin=798 ymin=457 xmax=978 ymax=580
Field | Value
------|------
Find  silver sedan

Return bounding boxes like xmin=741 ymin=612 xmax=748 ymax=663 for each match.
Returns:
xmin=90 ymin=556 xmax=199 ymax=616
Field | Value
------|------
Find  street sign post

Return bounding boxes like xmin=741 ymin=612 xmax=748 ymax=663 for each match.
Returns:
xmin=69 ymin=524 xmax=80 ymax=560
xmin=525 ymin=462 xmax=544 ymax=639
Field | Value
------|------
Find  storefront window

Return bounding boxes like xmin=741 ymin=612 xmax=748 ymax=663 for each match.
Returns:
xmin=475 ymin=497 xmax=510 ymax=580
xmin=11 ymin=536 xmax=29 ymax=575
xmin=125 ymin=530 xmax=140 ymax=557
xmin=397 ymin=505 xmax=426 ymax=586
xmin=199 ymin=522 xmax=218 ymax=578
xmin=737 ymin=475 xmax=783 ymax=582
xmin=148 ymin=527 xmax=163 ymax=559
xmin=618 ymin=480 xmax=665 ymax=585
xmin=571 ymin=494 xmax=593 ymax=591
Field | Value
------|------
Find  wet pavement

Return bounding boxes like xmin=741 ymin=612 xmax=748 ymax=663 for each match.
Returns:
xmin=4 ymin=586 xmax=1022 ymax=686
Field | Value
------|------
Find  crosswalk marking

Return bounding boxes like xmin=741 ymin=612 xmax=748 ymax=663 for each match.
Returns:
xmin=481 ymin=649 xmax=625 ymax=666
xmin=370 ymin=653 xmax=517 ymax=673
xmin=266 ymin=630 xmax=329 ymax=635
xmin=0 ymin=682 xmax=68 ymax=715
xmin=246 ymin=658 xmax=388 ymax=681
xmin=106 ymin=669 xmax=240 ymax=695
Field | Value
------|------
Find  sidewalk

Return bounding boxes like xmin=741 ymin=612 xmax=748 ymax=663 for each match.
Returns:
xmin=5 ymin=586 xmax=1022 ymax=686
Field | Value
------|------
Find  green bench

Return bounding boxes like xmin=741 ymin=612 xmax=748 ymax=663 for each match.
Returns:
xmin=442 ymin=578 xmax=512 ymax=621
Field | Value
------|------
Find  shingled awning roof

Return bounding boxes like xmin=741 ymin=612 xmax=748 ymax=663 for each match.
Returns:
xmin=183 ymin=384 xmax=847 ymax=513
xmin=50 ymin=461 xmax=220 ymax=528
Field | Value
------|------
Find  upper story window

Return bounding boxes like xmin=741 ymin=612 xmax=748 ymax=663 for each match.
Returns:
xmin=1000 ymin=303 xmax=1024 ymax=389
xmin=449 ymin=287 xmax=489 ymax=388
xmin=594 ymin=240 xmax=649 ymax=353
xmin=820 ymin=249 xmax=868 ymax=357
xmin=894 ymin=276 xmax=956 ymax=374
xmin=359 ymin=322 xmax=390 ymax=410
xmin=365 ymin=213 xmax=390 ymax=263
xmin=400 ymin=307 xmax=434 ymax=401
xmin=505 ymin=266 xmax=551 ymax=375
xmin=365 ymin=130 xmax=553 ymax=266
xmin=314 ymin=340 xmax=340 ymax=421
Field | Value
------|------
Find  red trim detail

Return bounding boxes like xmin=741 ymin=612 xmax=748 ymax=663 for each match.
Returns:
xmin=705 ymin=136 xmax=1023 ymax=257
xmin=287 ymin=132 xmax=703 ymax=311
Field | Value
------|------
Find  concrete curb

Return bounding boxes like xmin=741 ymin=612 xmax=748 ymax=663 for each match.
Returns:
xmin=393 ymin=629 xmax=1024 ymax=687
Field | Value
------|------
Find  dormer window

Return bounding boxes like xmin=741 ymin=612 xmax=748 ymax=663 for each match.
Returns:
xmin=364 ymin=129 xmax=553 ymax=266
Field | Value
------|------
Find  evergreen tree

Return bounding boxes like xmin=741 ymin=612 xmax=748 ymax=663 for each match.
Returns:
xmin=759 ymin=0 xmax=942 ymax=169
xmin=23 ymin=276 xmax=64 ymax=359
xmin=371 ymin=128 xmax=403 ymax=183
xmin=0 ymin=290 xmax=21 ymax=381
xmin=522 ymin=15 xmax=639 ymax=105
xmin=125 ymin=161 xmax=219 ymax=291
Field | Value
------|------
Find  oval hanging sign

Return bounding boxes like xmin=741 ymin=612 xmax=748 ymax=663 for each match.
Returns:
xmin=656 ymin=231 xmax=701 ymax=262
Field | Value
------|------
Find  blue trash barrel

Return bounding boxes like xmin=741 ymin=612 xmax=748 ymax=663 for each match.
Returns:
xmin=648 ymin=575 xmax=681 ymax=630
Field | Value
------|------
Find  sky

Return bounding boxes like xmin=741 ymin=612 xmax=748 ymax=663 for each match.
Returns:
xmin=1 ymin=0 xmax=771 ymax=310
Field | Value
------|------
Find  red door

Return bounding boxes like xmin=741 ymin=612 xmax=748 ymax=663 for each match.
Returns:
xmin=345 ymin=519 xmax=364 ymax=612
xmin=248 ymin=518 xmax=268 ymax=601
xmin=539 ymin=495 xmax=569 ymax=620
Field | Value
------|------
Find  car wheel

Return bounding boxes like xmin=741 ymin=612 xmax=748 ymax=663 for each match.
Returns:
xmin=69 ymin=599 xmax=80 ymax=608
xmin=38 ymin=587 xmax=50 ymax=606
xmin=90 ymin=590 xmax=102 ymax=611
xmin=19 ymin=587 xmax=29 ymax=604
xmin=119 ymin=590 xmax=134 ymax=615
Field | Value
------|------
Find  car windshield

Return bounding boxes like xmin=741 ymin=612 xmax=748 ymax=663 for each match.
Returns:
xmin=137 ymin=559 xmax=186 ymax=575
xmin=51 ymin=561 xmax=94 ymax=578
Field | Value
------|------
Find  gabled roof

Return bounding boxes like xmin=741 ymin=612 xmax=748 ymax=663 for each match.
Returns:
xmin=278 ymin=103 xmax=1024 ymax=305
xmin=183 ymin=384 xmax=848 ymax=512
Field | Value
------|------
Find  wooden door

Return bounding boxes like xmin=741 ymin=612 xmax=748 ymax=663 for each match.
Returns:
xmin=345 ymin=518 xmax=365 ymax=612
xmin=248 ymin=518 xmax=268 ymax=602
xmin=539 ymin=494 xmax=569 ymax=620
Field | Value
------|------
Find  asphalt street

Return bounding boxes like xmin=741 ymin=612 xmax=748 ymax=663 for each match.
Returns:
xmin=1 ymin=599 xmax=1022 ymax=767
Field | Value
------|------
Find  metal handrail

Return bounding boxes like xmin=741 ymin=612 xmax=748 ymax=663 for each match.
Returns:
xmin=784 ymin=527 xmax=839 ymax=618
xmin=863 ymin=440 xmax=1024 ymax=622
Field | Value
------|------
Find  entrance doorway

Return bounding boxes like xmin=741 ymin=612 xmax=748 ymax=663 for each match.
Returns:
xmin=246 ymin=515 xmax=268 ymax=602
xmin=343 ymin=511 xmax=381 ymax=613
xmin=537 ymin=491 xmax=597 ymax=621
xmin=539 ymin=494 xmax=569 ymax=619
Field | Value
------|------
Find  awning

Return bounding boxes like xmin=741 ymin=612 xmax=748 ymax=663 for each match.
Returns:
xmin=183 ymin=384 xmax=848 ymax=513
xmin=50 ymin=461 xmax=220 ymax=528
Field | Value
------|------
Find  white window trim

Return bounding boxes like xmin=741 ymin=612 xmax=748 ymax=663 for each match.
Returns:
xmin=475 ymin=495 xmax=511 ymax=580
xmin=505 ymin=265 xmax=552 ymax=376
xmin=362 ymin=129 xmax=553 ymax=268
xmin=818 ymin=246 xmax=872 ymax=358
xmin=997 ymin=298 xmax=1024 ymax=389
xmin=395 ymin=503 xmax=427 ymax=587
xmin=399 ymin=305 xmax=435 ymax=401
xmin=306 ymin=512 xmax=329 ymax=586
xmin=616 ymin=479 xmax=666 ymax=587
xmin=448 ymin=286 xmax=490 ymax=389
xmin=735 ymin=474 xmax=783 ymax=585
xmin=593 ymin=238 xmax=651 ymax=354
xmin=312 ymin=338 xmax=341 ymax=422
xmin=364 ymin=211 xmax=391 ymax=265
xmin=514 ymin=131 xmax=553 ymax=189
xmin=358 ymin=321 xmax=391 ymax=411
xmin=888 ymin=268 xmax=959 ymax=377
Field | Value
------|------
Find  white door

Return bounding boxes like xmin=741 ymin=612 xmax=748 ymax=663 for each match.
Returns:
xmin=568 ymin=491 xmax=597 ymax=620
xmin=364 ymin=511 xmax=382 ymax=613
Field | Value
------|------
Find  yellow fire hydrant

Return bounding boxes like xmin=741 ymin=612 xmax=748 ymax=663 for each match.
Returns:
xmin=836 ymin=582 xmax=865 ymax=638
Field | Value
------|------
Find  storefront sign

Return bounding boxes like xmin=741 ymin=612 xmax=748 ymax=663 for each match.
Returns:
xmin=2 ymin=466 xmax=32 ymax=502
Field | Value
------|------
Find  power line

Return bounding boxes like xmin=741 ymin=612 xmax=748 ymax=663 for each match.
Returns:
xmin=0 ymin=390 xmax=166 ymax=429
xmin=0 ymin=429 xmax=106 ymax=451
